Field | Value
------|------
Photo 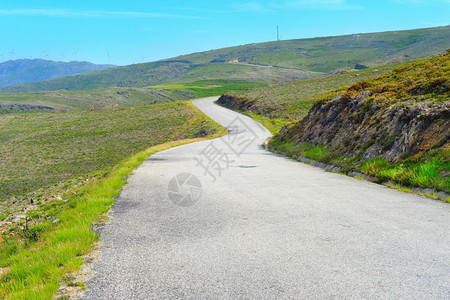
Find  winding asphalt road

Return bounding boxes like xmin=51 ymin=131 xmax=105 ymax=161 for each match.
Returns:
xmin=83 ymin=97 xmax=449 ymax=299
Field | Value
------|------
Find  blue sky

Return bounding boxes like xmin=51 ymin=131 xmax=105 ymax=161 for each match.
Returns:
xmin=1 ymin=0 xmax=449 ymax=65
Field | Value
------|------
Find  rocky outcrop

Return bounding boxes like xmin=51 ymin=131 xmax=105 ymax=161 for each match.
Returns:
xmin=217 ymin=94 xmax=256 ymax=112
xmin=276 ymin=50 xmax=450 ymax=163
xmin=277 ymin=91 xmax=449 ymax=162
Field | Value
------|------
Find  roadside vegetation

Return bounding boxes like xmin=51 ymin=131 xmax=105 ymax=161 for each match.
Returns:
xmin=270 ymin=140 xmax=449 ymax=197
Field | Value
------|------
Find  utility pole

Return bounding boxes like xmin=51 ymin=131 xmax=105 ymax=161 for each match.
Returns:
xmin=277 ymin=26 xmax=280 ymax=41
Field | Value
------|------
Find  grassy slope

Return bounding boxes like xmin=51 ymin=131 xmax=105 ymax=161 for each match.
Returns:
xmin=182 ymin=26 xmax=450 ymax=72
xmin=0 ymin=102 xmax=220 ymax=200
xmin=148 ymin=80 xmax=267 ymax=98
xmin=0 ymin=101 xmax=226 ymax=299
xmin=1 ymin=26 xmax=448 ymax=93
xmin=161 ymin=63 xmax=319 ymax=84
xmin=0 ymin=62 xmax=316 ymax=93
xmin=0 ymin=88 xmax=193 ymax=113
xmin=270 ymin=52 xmax=450 ymax=194
xmin=0 ymin=80 xmax=267 ymax=113
xmin=222 ymin=63 xmax=400 ymax=121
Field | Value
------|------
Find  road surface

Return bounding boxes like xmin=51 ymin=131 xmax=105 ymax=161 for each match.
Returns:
xmin=83 ymin=97 xmax=449 ymax=299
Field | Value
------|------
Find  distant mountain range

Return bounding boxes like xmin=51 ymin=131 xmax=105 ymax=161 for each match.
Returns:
xmin=0 ymin=25 xmax=449 ymax=93
xmin=0 ymin=59 xmax=115 ymax=87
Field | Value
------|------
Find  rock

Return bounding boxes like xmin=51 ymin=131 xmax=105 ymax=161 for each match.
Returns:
xmin=422 ymin=188 xmax=435 ymax=195
xmin=440 ymin=171 xmax=450 ymax=178
xmin=348 ymin=171 xmax=364 ymax=178
xmin=332 ymin=166 xmax=343 ymax=172
xmin=0 ymin=267 xmax=9 ymax=276
xmin=12 ymin=214 xmax=26 ymax=223
xmin=436 ymin=191 xmax=450 ymax=200
xmin=354 ymin=64 xmax=369 ymax=70
xmin=317 ymin=162 xmax=327 ymax=169
xmin=217 ymin=94 xmax=255 ymax=112
xmin=52 ymin=218 xmax=61 ymax=224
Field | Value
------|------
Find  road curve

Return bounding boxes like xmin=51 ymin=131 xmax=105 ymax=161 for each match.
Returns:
xmin=83 ymin=97 xmax=449 ymax=299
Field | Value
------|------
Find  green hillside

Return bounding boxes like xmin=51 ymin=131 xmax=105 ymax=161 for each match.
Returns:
xmin=0 ymin=80 xmax=266 ymax=113
xmin=0 ymin=88 xmax=191 ymax=113
xmin=1 ymin=26 xmax=449 ymax=93
xmin=179 ymin=26 xmax=450 ymax=72
xmin=0 ymin=101 xmax=221 ymax=201
xmin=0 ymin=61 xmax=316 ymax=94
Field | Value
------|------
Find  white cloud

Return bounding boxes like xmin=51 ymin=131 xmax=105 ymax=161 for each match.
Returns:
xmin=233 ymin=2 xmax=272 ymax=13
xmin=394 ymin=0 xmax=426 ymax=3
xmin=232 ymin=0 xmax=362 ymax=12
xmin=274 ymin=0 xmax=361 ymax=10
xmin=284 ymin=0 xmax=346 ymax=5
xmin=0 ymin=9 xmax=199 ymax=19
